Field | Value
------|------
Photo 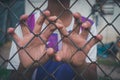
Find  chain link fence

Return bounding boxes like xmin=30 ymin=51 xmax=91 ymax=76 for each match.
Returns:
xmin=0 ymin=0 xmax=120 ymax=80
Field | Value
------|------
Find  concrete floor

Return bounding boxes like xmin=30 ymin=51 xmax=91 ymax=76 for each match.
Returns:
xmin=0 ymin=41 xmax=120 ymax=80
xmin=97 ymin=57 xmax=120 ymax=80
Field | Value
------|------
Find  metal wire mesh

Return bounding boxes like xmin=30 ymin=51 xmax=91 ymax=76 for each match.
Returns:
xmin=0 ymin=0 xmax=120 ymax=80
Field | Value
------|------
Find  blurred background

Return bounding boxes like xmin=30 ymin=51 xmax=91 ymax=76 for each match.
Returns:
xmin=0 ymin=0 xmax=120 ymax=80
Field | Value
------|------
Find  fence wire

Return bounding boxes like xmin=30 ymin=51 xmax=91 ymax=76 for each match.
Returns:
xmin=0 ymin=0 xmax=120 ymax=80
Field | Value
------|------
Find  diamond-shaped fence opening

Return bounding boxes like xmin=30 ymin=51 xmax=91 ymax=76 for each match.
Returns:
xmin=0 ymin=0 xmax=120 ymax=80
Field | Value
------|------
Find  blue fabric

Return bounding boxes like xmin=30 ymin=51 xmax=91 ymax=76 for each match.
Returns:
xmin=36 ymin=60 xmax=75 ymax=80
xmin=97 ymin=42 xmax=117 ymax=58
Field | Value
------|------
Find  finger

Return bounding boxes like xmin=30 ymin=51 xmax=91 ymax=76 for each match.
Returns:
xmin=55 ymin=51 xmax=62 ymax=62
xmin=80 ymin=21 xmax=91 ymax=39
xmin=54 ymin=18 xmax=70 ymax=36
xmin=46 ymin=48 xmax=54 ymax=57
xmin=88 ymin=34 xmax=103 ymax=48
xmin=20 ymin=14 xmax=29 ymax=20
xmin=33 ymin=10 xmax=50 ymax=34
xmin=8 ymin=28 xmax=21 ymax=43
xmin=73 ymin=12 xmax=82 ymax=34
xmin=20 ymin=14 xmax=30 ymax=36
xmin=55 ymin=23 xmax=69 ymax=36
xmin=41 ymin=16 xmax=58 ymax=41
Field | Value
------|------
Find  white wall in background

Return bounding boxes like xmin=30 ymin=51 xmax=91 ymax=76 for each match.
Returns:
xmin=97 ymin=3 xmax=120 ymax=43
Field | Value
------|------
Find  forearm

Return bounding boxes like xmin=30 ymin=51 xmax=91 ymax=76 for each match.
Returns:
xmin=17 ymin=63 xmax=37 ymax=80
xmin=72 ymin=61 xmax=88 ymax=74
xmin=73 ymin=62 xmax=97 ymax=80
